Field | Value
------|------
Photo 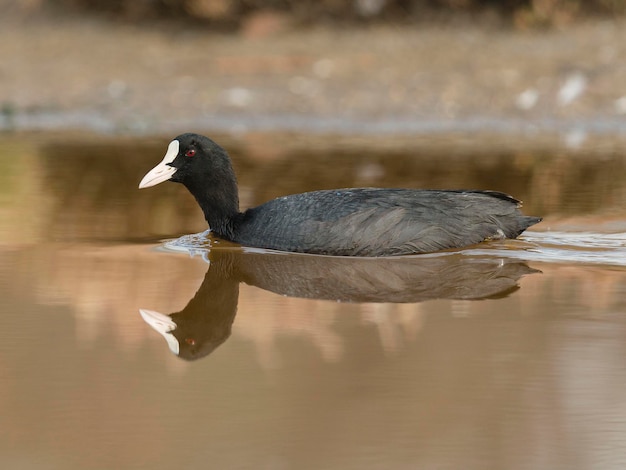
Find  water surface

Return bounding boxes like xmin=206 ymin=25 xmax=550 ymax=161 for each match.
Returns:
xmin=2 ymin=133 xmax=626 ymax=469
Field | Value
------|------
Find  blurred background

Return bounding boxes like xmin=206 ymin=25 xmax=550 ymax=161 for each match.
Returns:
xmin=3 ymin=2 xmax=626 ymax=470
xmin=1 ymin=0 xmax=625 ymax=142
xmin=7 ymin=0 xmax=626 ymax=27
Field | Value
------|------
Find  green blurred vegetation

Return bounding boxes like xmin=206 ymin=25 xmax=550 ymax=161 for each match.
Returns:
xmin=24 ymin=0 xmax=626 ymax=28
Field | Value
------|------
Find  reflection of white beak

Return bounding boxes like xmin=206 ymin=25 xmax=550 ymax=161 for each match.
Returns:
xmin=139 ymin=309 xmax=180 ymax=355
xmin=138 ymin=140 xmax=179 ymax=189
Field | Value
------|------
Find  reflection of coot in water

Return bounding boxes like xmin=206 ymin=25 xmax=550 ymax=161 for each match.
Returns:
xmin=140 ymin=250 xmax=539 ymax=361
xmin=138 ymin=133 xmax=541 ymax=256
xmin=141 ymin=262 xmax=239 ymax=360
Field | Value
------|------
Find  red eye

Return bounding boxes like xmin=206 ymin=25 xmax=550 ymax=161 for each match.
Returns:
xmin=185 ymin=149 xmax=196 ymax=157
xmin=185 ymin=338 xmax=196 ymax=345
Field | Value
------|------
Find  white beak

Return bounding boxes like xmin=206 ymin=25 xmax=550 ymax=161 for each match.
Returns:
xmin=139 ymin=309 xmax=180 ymax=355
xmin=138 ymin=140 xmax=180 ymax=189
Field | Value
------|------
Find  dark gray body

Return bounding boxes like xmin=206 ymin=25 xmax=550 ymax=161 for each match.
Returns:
xmin=232 ymin=188 xmax=541 ymax=256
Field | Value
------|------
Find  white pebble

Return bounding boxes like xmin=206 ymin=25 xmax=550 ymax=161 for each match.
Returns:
xmin=516 ymin=88 xmax=539 ymax=110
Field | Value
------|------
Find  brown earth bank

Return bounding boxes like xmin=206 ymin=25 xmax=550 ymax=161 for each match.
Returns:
xmin=9 ymin=0 xmax=626 ymax=28
xmin=1 ymin=4 xmax=625 ymax=151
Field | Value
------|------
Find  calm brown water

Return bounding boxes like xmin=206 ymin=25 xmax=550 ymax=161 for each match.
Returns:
xmin=2 ymin=132 xmax=626 ymax=469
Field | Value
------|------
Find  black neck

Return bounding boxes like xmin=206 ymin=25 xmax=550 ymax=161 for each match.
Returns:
xmin=185 ymin=179 xmax=241 ymax=240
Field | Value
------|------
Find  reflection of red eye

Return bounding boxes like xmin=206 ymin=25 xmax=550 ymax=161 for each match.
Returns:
xmin=185 ymin=338 xmax=196 ymax=345
xmin=185 ymin=149 xmax=196 ymax=157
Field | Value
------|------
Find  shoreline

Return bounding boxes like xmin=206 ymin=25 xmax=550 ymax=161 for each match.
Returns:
xmin=1 ymin=14 xmax=625 ymax=149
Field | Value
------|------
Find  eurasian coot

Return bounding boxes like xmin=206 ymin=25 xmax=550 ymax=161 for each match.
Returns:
xmin=139 ymin=133 xmax=541 ymax=256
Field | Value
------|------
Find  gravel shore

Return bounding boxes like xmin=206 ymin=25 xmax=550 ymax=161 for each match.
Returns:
xmin=2 ymin=13 xmax=626 ymax=150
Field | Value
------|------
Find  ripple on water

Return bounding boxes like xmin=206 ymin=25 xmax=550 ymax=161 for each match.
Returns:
xmin=463 ymin=231 xmax=626 ymax=267
xmin=162 ymin=230 xmax=244 ymax=262
xmin=160 ymin=229 xmax=626 ymax=268
xmin=163 ymin=230 xmax=626 ymax=266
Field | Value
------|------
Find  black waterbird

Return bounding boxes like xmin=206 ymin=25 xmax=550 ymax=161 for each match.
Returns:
xmin=139 ymin=133 xmax=541 ymax=256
